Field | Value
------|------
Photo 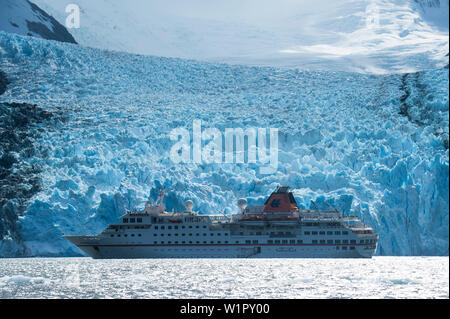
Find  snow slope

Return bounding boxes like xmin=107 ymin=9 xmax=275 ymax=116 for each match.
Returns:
xmin=0 ymin=0 xmax=76 ymax=44
xmin=415 ymin=0 xmax=449 ymax=30
xmin=0 ymin=32 xmax=448 ymax=256
xmin=34 ymin=0 xmax=449 ymax=73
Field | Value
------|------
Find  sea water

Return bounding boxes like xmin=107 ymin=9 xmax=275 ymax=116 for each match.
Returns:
xmin=0 ymin=257 xmax=448 ymax=299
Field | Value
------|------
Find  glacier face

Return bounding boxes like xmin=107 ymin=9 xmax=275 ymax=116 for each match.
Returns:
xmin=0 ymin=32 xmax=448 ymax=256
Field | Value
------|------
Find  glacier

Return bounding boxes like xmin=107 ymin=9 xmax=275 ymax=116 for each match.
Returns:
xmin=0 ymin=32 xmax=448 ymax=257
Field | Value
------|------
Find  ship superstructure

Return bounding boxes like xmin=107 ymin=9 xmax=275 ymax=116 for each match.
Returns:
xmin=64 ymin=186 xmax=378 ymax=258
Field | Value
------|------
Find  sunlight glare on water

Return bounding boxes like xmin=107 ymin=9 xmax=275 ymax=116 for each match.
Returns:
xmin=0 ymin=257 xmax=448 ymax=299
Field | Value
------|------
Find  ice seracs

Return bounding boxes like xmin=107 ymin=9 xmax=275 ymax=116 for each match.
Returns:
xmin=0 ymin=32 xmax=447 ymax=257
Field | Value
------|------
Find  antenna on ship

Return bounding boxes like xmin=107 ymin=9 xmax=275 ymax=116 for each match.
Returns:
xmin=156 ymin=186 xmax=167 ymax=205
xmin=325 ymin=201 xmax=339 ymax=214
xmin=310 ymin=200 xmax=319 ymax=211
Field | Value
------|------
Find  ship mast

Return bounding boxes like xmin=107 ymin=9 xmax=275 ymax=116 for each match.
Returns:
xmin=156 ymin=186 xmax=167 ymax=205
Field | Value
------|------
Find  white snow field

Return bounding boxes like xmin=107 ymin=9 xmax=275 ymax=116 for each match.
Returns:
xmin=0 ymin=32 xmax=448 ymax=257
xmin=34 ymin=0 xmax=449 ymax=74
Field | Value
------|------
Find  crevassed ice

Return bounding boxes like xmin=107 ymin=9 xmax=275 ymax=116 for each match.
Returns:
xmin=0 ymin=32 xmax=448 ymax=257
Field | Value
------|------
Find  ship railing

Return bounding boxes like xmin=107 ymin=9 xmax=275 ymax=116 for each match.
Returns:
xmin=347 ymin=226 xmax=373 ymax=233
xmin=341 ymin=216 xmax=367 ymax=226
xmin=269 ymin=233 xmax=296 ymax=238
xmin=341 ymin=215 xmax=361 ymax=221
xmin=208 ymin=215 xmax=231 ymax=221
xmin=301 ymin=216 xmax=342 ymax=221
xmin=345 ymin=224 xmax=369 ymax=228
xmin=243 ymin=206 xmax=265 ymax=214
xmin=299 ymin=211 xmax=341 ymax=219
xmin=351 ymin=229 xmax=374 ymax=235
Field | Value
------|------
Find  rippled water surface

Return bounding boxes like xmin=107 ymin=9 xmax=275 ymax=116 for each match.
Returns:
xmin=0 ymin=257 xmax=448 ymax=298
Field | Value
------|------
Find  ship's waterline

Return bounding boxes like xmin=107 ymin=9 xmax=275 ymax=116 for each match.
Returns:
xmin=64 ymin=186 xmax=378 ymax=259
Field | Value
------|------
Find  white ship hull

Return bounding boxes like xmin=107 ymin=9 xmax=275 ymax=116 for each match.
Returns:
xmin=66 ymin=236 xmax=377 ymax=259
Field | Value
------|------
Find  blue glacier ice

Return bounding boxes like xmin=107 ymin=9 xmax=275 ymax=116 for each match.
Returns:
xmin=0 ymin=32 xmax=448 ymax=256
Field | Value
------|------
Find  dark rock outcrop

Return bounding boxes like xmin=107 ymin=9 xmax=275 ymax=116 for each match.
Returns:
xmin=0 ymin=102 xmax=68 ymax=255
xmin=398 ymin=70 xmax=449 ymax=149
xmin=0 ymin=70 xmax=9 ymax=95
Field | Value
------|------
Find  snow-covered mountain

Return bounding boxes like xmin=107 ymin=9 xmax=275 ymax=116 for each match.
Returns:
xmin=0 ymin=0 xmax=76 ymax=44
xmin=0 ymin=32 xmax=448 ymax=257
xmin=34 ymin=0 xmax=448 ymax=73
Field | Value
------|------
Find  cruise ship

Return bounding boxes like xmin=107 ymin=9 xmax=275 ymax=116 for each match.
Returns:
xmin=64 ymin=186 xmax=378 ymax=258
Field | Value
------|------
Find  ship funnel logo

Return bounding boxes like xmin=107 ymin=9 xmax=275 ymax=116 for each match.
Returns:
xmin=169 ymin=119 xmax=278 ymax=174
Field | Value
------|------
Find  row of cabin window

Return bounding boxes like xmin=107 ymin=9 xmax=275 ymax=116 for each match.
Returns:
xmin=153 ymin=241 xmax=230 ymax=244
xmin=337 ymin=246 xmax=356 ymax=250
xmin=122 ymin=218 xmax=345 ymax=229
xmin=144 ymin=230 xmax=351 ymax=236
xmin=117 ymin=230 xmax=349 ymax=237
xmin=106 ymin=236 xmax=372 ymax=246
xmin=302 ymin=222 xmax=341 ymax=227
xmin=238 ymin=222 xmax=341 ymax=228
xmin=153 ymin=233 xmax=229 ymax=237
xmin=304 ymin=231 xmax=349 ymax=235
xmin=108 ymin=234 xmax=374 ymax=245
xmin=267 ymin=239 xmax=374 ymax=244
xmin=154 ymin=225 xmax=208 ymax=230
xmin=238 ymin=225 xmax=339 ymax=230
xmin=113 ymin=225 xmax=148 ymax=230
xmin=122 ymin=218 xmax=143 ymax=223
xmin=110 ymin=234 xmax=142 ymax=237
xmin=267 ymin=239 xmax=359 ymax=244
xmin=121 ymin=221 xmax=216 ymax=231
xmin=149 ymin=240 xmax=250 ymax=244
xmin=146 ymin=232 xmax=352 ymax=238
xmin=233 ymin=231 xmax=349 ymax=236
xmin=150 ymin=246 xmax=358 ymax=251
